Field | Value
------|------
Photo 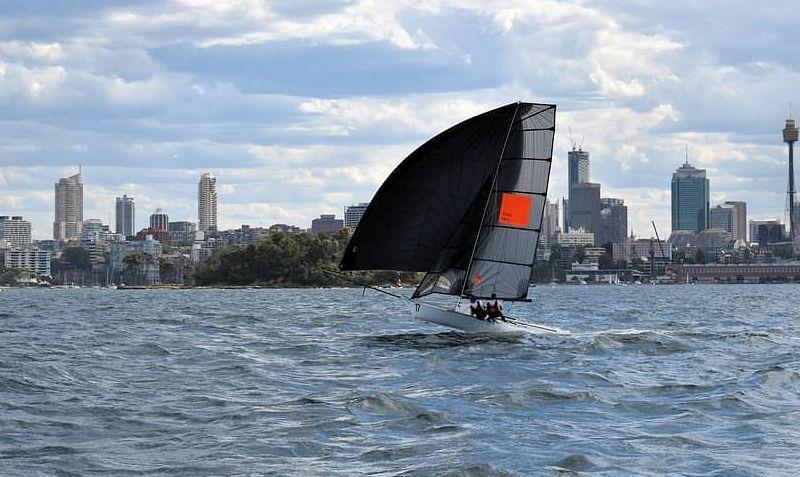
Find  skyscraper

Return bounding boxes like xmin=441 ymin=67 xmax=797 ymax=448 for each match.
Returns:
xmin=724 ymin=201 xmax=747 ymax=241
xmin=115 ymin=195 xmax=135 ymax=237
xmin=598 ymin=198 xmax=627 ymax=246
xmin=150 ymin=209 xmax=169 ymax=230
xmin=54 ymin=171 xmax=83 ymax=241
xmin=569 ymin=182 xmax=601 ymax=235
xmin=198 ymin=173 xmax=218 ymax=233
xmin=567 ymin=148 xmax=591 ymax=232
xmin=568 ymin=148 xmax=590 ymax=186
xmin=671 ymin=160 xmax=709 ymax=232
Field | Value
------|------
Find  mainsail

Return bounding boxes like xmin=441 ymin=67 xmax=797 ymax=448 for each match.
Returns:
xmin=340 ymin=102 xmax=555 ymax=301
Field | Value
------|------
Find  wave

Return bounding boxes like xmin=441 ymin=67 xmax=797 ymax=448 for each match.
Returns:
xmin=363 ymin=332 xmax=524 ymax=350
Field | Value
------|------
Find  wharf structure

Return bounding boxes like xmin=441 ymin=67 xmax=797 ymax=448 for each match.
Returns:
xmin=679 ymin=263 xmax=800 ymax=283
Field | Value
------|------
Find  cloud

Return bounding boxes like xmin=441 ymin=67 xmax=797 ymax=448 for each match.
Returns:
xmin=0 ymin=0 xmax=797 ymax=240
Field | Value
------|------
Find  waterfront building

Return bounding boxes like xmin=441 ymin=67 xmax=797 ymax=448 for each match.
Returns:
xmin=556 ymin=227 xmax=595 ymax=247
xmin=311 ymin=214 xmax=344 ymax=234
xmin=569 ymin=182 xmax=601 ymax=235
xmin=344 ymin=203 xmax=369 ymax=229
xmin=565 ymin=261 xmax=621 ymax=285
xmin=561 ymin=197 xmax=570 ymax=232
xmin=680 ymin=262 xmax=800 ymax=284
xmin=0 ymin=216 xmax=32 ymax=247
xmin=149 ymin=209 xmax=169 ymax=231
xmin=110 ymin=234 xmax=162 ymax=285
xmin=724 ymin=201 xmax=747 ymax=241
xmin=81 ymin=219 xmax=111 ymax=265
xmin=54 ymin=171 xmax=83 ymax=241
xmin=3 ymin=248 xmax=51 ymax=277
xmin=598 ymin=198 xmax=627 ymax=246
xmin=115 ymin=195 xmax=135 ymax=237
xmin=613 ymin=236 xmax=672 ymax=264
xmin=198 ymin=173 xmax=218 ymax=233
xmin=671 ymin=160 xmax=709 ymax=232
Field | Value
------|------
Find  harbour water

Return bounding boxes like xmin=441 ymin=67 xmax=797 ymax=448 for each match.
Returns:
xmin=1 ymin=285 xmax=799 ymax=475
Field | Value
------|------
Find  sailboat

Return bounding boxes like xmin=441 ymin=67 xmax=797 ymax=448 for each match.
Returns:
xmin=340 ymin=101 xmax=566 ymax=334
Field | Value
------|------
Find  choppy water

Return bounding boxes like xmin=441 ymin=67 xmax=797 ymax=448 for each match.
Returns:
xmin=2 ymin=285 xmax=800 ymax=476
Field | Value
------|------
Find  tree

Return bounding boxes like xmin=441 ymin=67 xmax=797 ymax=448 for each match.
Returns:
xmin=0 ymin=266 xmax=24 ymax=286
xmin=573 ymin=246 xmax=586 ymax=264
xmin=192 ymin=230 xmax=420 ymax=287
xmin=598 ymin=242 xmax=614 ymax=269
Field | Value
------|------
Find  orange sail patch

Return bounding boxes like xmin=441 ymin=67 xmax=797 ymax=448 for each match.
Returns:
xmin=498 ymin=192 xmax=532 ymax=227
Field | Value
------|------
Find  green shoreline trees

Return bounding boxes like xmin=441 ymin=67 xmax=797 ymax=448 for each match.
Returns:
xmin=194 ymin=230 xmax=420 ymax=287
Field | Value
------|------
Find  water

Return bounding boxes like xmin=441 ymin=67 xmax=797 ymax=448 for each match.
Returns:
xmin=1 ymin=285 xmax=799 ymax=476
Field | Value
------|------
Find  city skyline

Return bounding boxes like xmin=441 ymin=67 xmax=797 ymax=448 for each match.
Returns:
xmin=0 ymin=2 xmax=798 ymax=238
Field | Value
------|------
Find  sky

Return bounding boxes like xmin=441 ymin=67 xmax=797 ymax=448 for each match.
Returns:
xmin=0 ymin=0 xmax=797 ymax=240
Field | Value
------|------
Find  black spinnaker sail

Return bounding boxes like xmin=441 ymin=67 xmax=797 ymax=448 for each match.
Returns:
xmin=340 ymin=102 xmax=555 ymax=301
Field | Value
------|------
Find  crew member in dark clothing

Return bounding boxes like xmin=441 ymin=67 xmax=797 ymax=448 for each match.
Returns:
xmin=469 ymin=297 xmax=487 ymax=320
xmin=486 ymin=293 xmax=504 ymax=321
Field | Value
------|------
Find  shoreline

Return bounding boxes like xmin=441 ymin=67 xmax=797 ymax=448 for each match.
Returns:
xmin=4 ymin=281 xmax=800 ymax=290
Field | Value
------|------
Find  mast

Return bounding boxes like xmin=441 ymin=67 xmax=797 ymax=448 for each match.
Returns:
xmin=460 ymin=102 xmax=521 ymax=297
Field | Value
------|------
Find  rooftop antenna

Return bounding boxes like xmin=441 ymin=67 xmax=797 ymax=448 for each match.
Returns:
xmin=568 ymin=126 xmax=577 ymax=151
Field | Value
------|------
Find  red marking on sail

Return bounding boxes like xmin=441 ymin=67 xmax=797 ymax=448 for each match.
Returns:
xmin=498 ymin=193 xmax=532 ymax=227
xmin=473 ymin=274 xmax=483 ymax=285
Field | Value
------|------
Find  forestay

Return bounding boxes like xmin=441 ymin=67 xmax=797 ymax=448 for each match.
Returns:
xmin=340 ymin=102 xmax=556 ymax=301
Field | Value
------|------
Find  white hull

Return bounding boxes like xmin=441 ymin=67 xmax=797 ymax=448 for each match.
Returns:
xmin=412 ymin=302 xmax=566 ymax=335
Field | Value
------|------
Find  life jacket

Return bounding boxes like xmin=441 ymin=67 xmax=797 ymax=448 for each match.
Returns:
xmin=487 ymin=302 xmax=499 ymax=315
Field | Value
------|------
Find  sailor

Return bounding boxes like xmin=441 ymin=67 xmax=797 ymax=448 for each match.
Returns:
xmin=469 ymin=297 xmax=487 ymax=320
xmin=486 ymin=293 xmax=504 ymax=321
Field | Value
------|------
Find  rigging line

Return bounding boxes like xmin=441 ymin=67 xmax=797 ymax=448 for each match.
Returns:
xmin=460 ymin=102 xmax=521 ymax=297
xmin=322 ymin=269 xmax=414 ymax=302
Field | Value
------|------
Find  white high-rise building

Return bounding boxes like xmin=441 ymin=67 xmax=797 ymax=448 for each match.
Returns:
xmin=54 ymin=171 xmax=83 ymax=241
xmin=4 ymin=248 xmax=51 ymax=277
xmin=115 ymin=195 xmax=135 ymax=237
xmin=150 ymin=209 xmax=169 ymax=231
xmin=198 ymin=173 xmax=218 ymax=233
xmin=344 ymin=203 xmax=369 ymax=229
xmin=0 ymin=216 xmax=32 ymax=247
